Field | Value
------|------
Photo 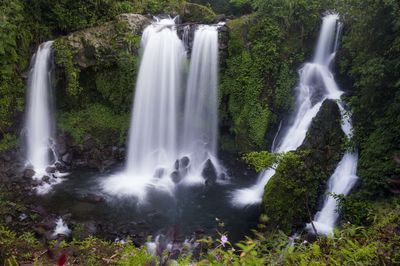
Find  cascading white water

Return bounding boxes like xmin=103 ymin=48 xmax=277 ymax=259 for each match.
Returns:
xmin=307 ymin=103 xmax=359 ymax=235
xmin=180 ymin=25 xmax=222 ymax=184
xmin=102 ymin=18 xmax=186 ymax=199
xmin=231 ymin=14 xmax=343 ymax=207
xmin=25 ymin=41 xmax=54 ymax=178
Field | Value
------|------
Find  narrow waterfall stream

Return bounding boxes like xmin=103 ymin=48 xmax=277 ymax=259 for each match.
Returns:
xmin=307 ymin=102 xmax=359 ymax=235
xmin=25 ymin=41 xmax=54 ymax=176
xmin=231 ymin=14 xmax=345 ymax=207
xmin=180 ymin=25 xmax=225 ymax=185
xmin=25 ymin=41 xmax=65 ymax=194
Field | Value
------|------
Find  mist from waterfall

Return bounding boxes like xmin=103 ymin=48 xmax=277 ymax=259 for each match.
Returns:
xmin=180 ymin=25 xmax=222 ymax=184
xmin=25 ymin=41 xmax=55 ymax=178
xmin=231 ymin=14 xmax=344 ymax=207
xmin=101 ymin=18 xmax=186 ymax=199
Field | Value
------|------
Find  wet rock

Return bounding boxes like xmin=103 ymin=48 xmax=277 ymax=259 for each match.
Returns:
xmin=170 ymin=171 xmax=182 ymax=183
xmin=46 ymin=166 xmax=56 ymax=174
xmin=55 ymin=162 xmax=67 ymax=172
xmin=31 ymin=179 xmax=42 ymax=186
xmin=175 ymin=156 xmax=190 ymax=170
xmin=30 ymin=205 xmax=47 ymax=217
xmin=42 ymin=175 xmax=51 ymax=183
xmin=62 ymin=153 xmax=72 ymax=164
xmin=57 ymin=141 xmax=68 ymax=156
xmin=102 ymin=159 xmax=117 ymax=169
xmin=180 ymin=156 xmax=190 ymax=168
xmin=61 ymin=14 xmax=150 ymax=69
xmin=23 ymin=168 xmax=35 ymax=179
xmin=218 ymin=172 xmax=228 ymax=180
xmin=202 ymin=159 xmax=217 ymax=185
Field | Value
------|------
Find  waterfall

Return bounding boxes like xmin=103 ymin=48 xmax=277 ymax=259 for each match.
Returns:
xmin=102 ymin=18 xmax=186 ymax=199
xmin=180 ymin=25 xmax=223 ymax=184
xmin=25 ymin=41 xmax=57 ymax=176
xmin=231 ymin=14 xmax=343 ymax=207
xmin=306 ymin=103 xmax=359 ymax=235
xmin=25 ymin=41 xmax=66 ymax=194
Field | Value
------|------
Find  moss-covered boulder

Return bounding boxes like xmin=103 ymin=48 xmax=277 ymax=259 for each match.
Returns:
xmin=262 ymin=99 xmax=345 ymax=234
xmin=56 ymin=14 xmax=150 ymax=69
xmin=180 ymin=3 xmax=218 ymax=24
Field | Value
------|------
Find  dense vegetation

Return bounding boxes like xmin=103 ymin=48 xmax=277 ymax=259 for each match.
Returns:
xmin=0 ymin=0 xmax=399 ymax=265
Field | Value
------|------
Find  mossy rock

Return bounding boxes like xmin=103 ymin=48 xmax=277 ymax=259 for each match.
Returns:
xmin=262 ymin=99 xmax=345 ymax=234
xmin=180 ymin=3 xmax=218 ymax=24
xmin=55 ymin=13 xmax=150 ymax=70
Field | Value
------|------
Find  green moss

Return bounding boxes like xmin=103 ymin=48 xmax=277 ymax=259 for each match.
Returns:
xmin=95 ymin=52 xmax=137 ymax=113
xmin=243 ymin=151 xmax=278 ymax=172
xmin=58 ymin=103 xmax=129 ymax=147
xmin=0 ymin=134 xmax=18 ymax=152
xmin=262 ymin=151 xmax=318 ymax=233
xmin=53 ymin=39 xmax=81 ymax=98
xmin=221 ymin=15 xmax=300 ymax=151
xmin=0 ymin=0 xmax=32 ymax=133
xmin=181 ymin=2 xmax=218 ymax=23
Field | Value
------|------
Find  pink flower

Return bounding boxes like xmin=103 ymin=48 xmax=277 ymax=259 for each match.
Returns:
xmin=221 ymin=235 xmax=228 ymax=246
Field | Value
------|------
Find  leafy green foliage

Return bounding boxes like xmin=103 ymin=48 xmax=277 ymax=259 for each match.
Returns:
xmin=242 ymin=151 xmax=280 ymax=172
xmin=52 ymin=39 xmax=81 ymax=98
xmin=336 ymin=0 xmax=400 ymax=198
xmin=262 ymin=151 xmax=321 ymax=233
xmin=0 ymin=134 xmax=18 ymax=152
xmin=118 ymin=243 xmax=155 ymax=265
xmin=58 ymin=104 xmax=129 ymax=147
xmin=181 ymin=2 xmax=217 ymax=23
xmin=0 ymin=0 xmax=31 ymax=135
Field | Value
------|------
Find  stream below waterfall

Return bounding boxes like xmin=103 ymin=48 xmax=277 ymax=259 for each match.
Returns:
xmin=32 ymin=160 xmax=259 ymax=243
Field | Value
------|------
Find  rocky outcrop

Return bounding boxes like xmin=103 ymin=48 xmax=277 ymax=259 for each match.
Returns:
xmin=61 ymin=13 xmax=151 ymax=69
xmin=262 ymin=99 xmax=345 ymax=234
xmin=180 ymin=3 xmax=218 ymax=24
xmin=56 ymin=133 xmax=125 ymax=172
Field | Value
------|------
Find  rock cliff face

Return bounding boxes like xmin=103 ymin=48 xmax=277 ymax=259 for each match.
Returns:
xmin=262 ymin=99 xmax=345 ymax=234
xmin=61 ymin=14 xmax=151 ymax=69
xmin=180 ymin=3 xmax=218 ymax=24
